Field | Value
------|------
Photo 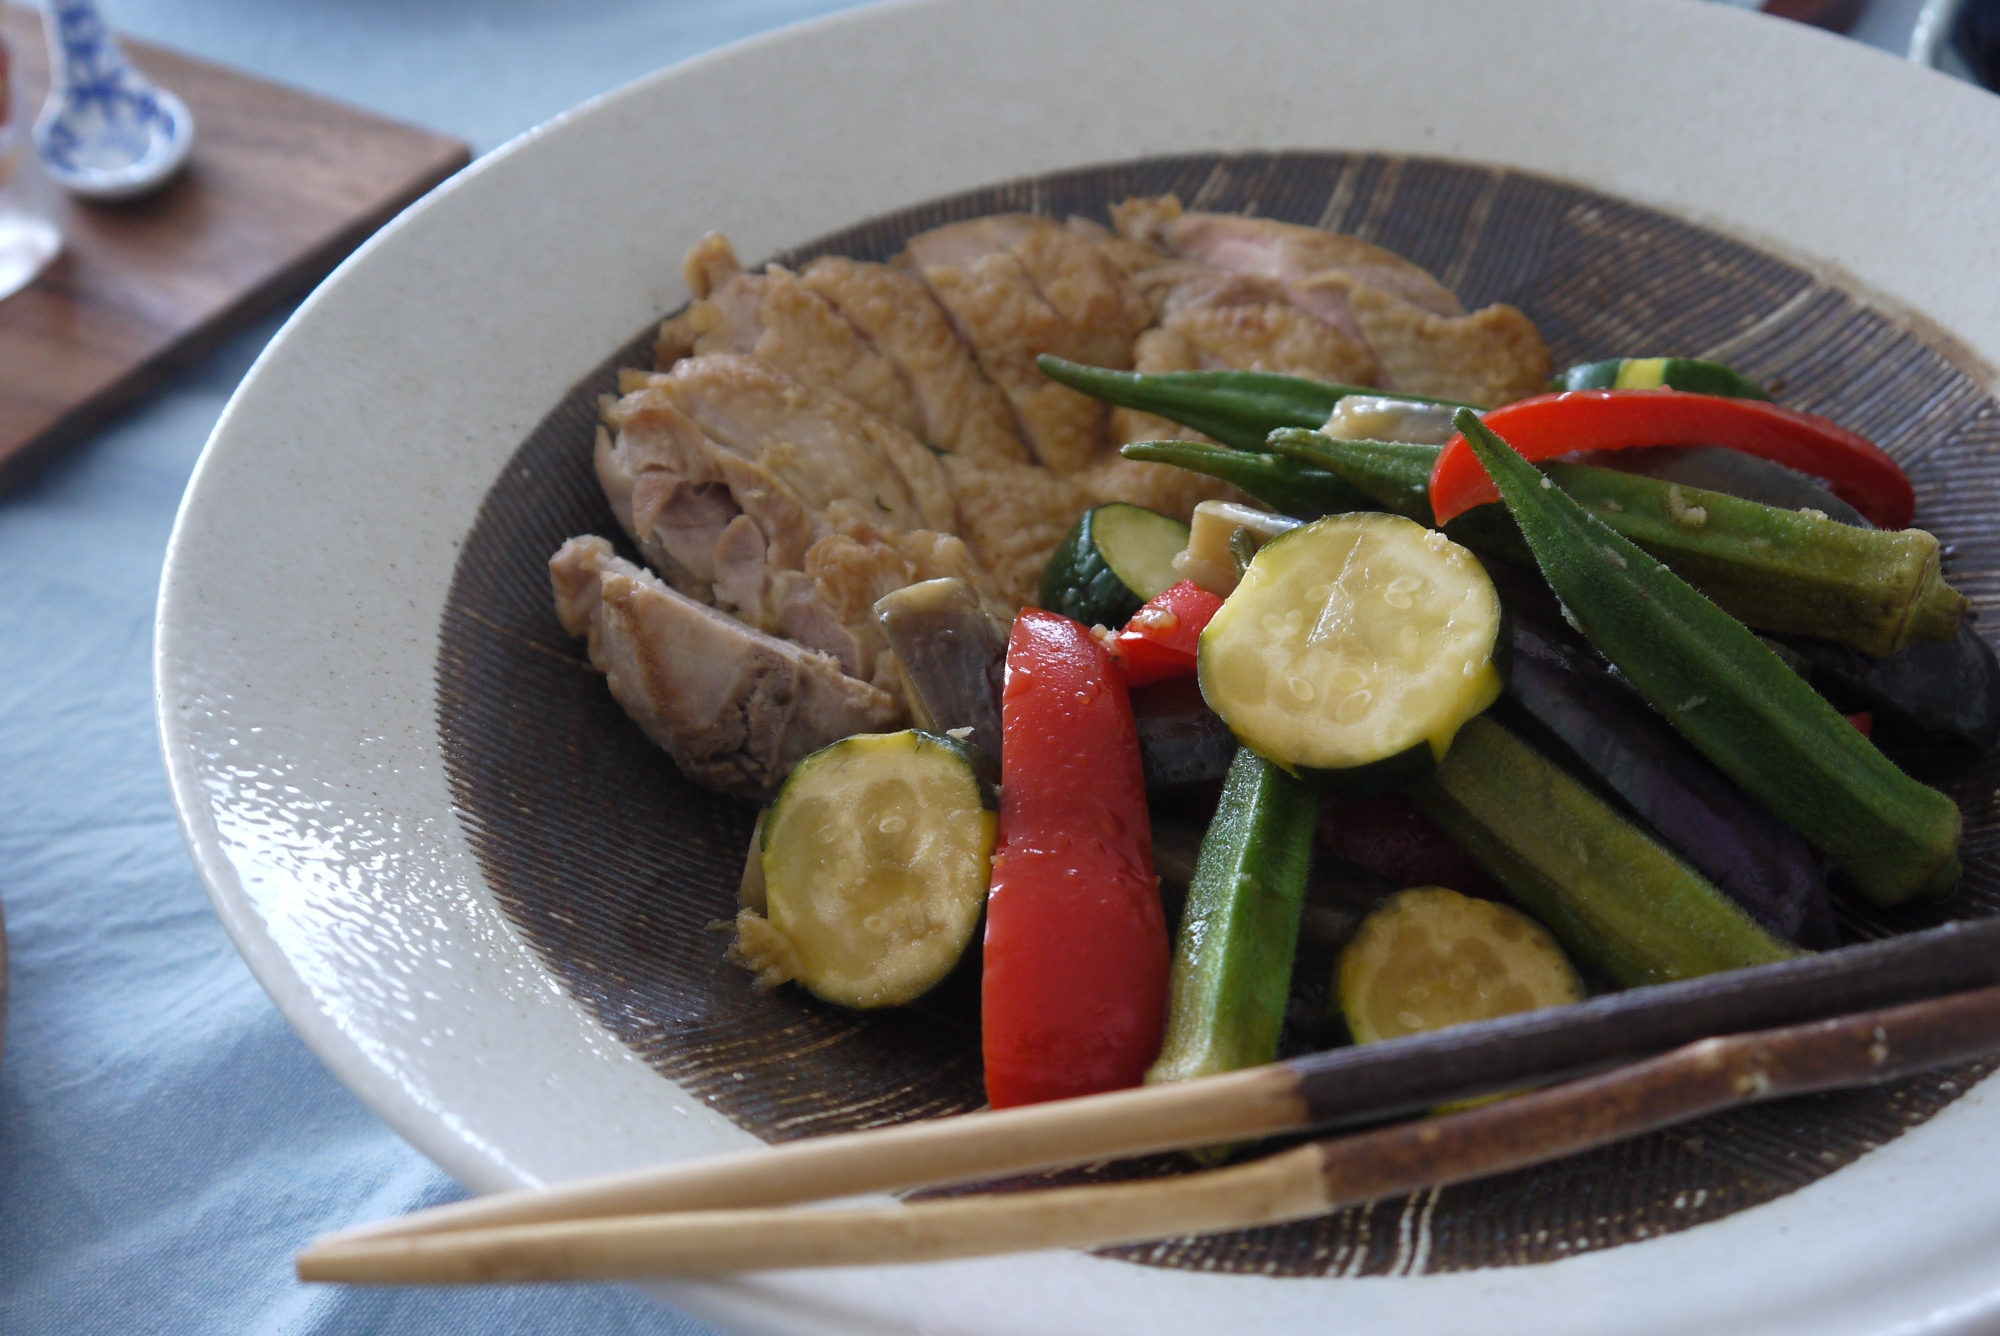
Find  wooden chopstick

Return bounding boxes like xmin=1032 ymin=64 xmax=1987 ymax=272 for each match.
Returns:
xmin=317 ymin=916 xmax=2000 ymax=1249
xmin=298 ymin=982 xmax=2000 ymax=1282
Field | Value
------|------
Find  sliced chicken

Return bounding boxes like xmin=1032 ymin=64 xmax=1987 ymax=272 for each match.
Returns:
xmin=596 ymin=386 xmax=820 ymax=602
xmin=798 ymin=257 xmax=1030 ymax=468
xmin=941 ymin=455 xmax=1092 ymax=608
xmin=550 ymin=536 xmax=902 ymax=802
xmin=1311 ymin=273 xmax=1550 ymax=408
xmin=596 ymin=380 xmax=965 ymax=689
xmin=1112 ymin=196 xmax=1548 ymax=407
xmin=905 ymin=214 xmax=1152 ymax=476
xmin=656 ymin=235 xmax=930 ymax=443
xmin=1113 ymin=195 xmax=1461 ymax=324
xmin=638 ymin=353 xmax=957 ymax=536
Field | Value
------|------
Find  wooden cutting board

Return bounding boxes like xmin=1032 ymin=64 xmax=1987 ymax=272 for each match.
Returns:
xmin=0 ymin=6 xmax=469 ymax=490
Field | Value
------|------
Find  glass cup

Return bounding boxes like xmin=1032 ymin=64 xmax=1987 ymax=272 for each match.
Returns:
xmin=0 ymin=30 xmax=62 ymax=303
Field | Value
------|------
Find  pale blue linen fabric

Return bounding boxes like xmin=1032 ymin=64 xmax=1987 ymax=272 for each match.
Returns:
xmin=0 ymin=4 xmax=868 ymax=1333
xmin=0 ymin=2 xmax=1927 ymax=1333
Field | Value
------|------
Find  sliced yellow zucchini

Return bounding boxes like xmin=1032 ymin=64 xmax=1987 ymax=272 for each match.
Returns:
xmin=1336 ymin=886 xmax=1583 ymax=1044
xmin=1196 ymin=512 xmax=1504 ymax=791
xmin=731 ymin=730 xmax=996 ymax=1009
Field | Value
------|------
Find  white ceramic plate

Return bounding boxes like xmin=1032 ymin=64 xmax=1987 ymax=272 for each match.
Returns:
xmin=158 ymin=0 xmax=2000 ymax=1331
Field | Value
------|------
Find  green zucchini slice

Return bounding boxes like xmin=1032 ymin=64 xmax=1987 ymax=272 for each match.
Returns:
xmin=1336 ymin=886 xmax=1583 ymax=1044
xmin=1037 ymin=503 xmax=1191 ymax=627
xmin=1197 ymin=512 xmax=1504 ymax=790
xmin=736 ymin=730 xmax=996 ymax=1010
xmin=1552 ymin=357 xmax=1770 ymax=401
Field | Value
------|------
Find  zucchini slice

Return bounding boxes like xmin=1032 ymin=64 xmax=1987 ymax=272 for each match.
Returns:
xmin=1038 ymin=503 xmax=1190 ymax=627
xmin=1337 ymin=886 xmax=1583 ymax=1044
xmin=737 ymin=731 xmax=996 ymax=1010
xmin=1197 ymin=512 xmax=1504 ymax=791
xmin=1552 ymin=357 xmax=1770 ymax=400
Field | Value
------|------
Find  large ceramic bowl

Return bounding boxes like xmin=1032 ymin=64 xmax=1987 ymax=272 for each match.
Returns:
xmin=157 ymin=1 xmax=2000 ymax=1331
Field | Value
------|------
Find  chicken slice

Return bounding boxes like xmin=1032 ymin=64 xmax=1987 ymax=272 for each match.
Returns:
xmin=905 ymin=214 xmax=1151 ymax=476
xmin=1112 ymin=196 xmax=1462 ymax=325
xmin=942 ymin=455 xmax=1093 ymax=609
xmin=641 ymin=354 xmax=957 ymax=536
xmin=551 ymin=536 xmax=902 ymax=802
xmin=655 ymin=235 xmax=929 ymax=444
xmin=1112 ymin=197 xmax=1548 ymax=407
xmin=1314 ymin=271 xmax=1550 ymax=408
xmin=799 ymin=256 xmax=1030 ymax=467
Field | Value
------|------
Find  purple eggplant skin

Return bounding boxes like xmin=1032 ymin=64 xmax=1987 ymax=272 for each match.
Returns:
xmin=1593 ymin=446 xmax=2000 ymax=754
xmin=874 ymin=579 xmax=1009 ymax=762
xmin=1500 ymin=608 xmax=1839 ymax=949
xmin=1132 ymin=677 xmax=1241 ymax=791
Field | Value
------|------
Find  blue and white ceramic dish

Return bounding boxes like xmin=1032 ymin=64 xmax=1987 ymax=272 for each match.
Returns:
xmin=32 ymin=0 xmax=191 ymax=201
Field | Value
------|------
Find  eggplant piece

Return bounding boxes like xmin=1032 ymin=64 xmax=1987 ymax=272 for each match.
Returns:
xmin=1500 ymin=603 xmax=1838 ymax=948
xmin=1774 ymin=624 xmax=2000 ymax=754
xmin=874 ymin=578 xmax=1009 ymax=761
xmin=1598 ymin=446 xmax=2000 ymax=754
xmin=1579 ymin=445 xmax=1870 ymax=528
xmin=1131 ymin=677 xmax=1240 ymax=791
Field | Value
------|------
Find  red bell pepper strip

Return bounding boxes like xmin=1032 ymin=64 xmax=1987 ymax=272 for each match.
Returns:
xmin=1428 ymin=390 xmax=1915 ymax=530
xmin=983 ymin=609 xmax=1169 ymax=1108
xmin=1113 ymin=580 xmax=1224 ymax=687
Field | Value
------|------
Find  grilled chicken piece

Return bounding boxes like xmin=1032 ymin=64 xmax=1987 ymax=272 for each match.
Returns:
xmin=551 ymin=536 xmax=902 ymax=802
xmin=905 ymin=214 xmax=1152 ymax=476
xmin=598 ymin=378 xmax=980 ymax=691
xmin=1112 ymin=196 xmax=1548 ymax=407
xmin=635 ymin=353 xmax=957 ymax=536
xmin=798 ymin=257 xmax=1030 ymax=468
xmin=657 ymin=235 xmax=931 ymax=444
xmin=941 ymin=454 xmax=1091 ymax=608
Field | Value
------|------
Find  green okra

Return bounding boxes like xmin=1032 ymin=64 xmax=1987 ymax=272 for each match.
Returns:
xmin=1147 ymin=748 xmax=1318 ymax=1084
xmin=1412 ymin=717 xmax=1799 ymax=987
xmin=1454 ymin=407 xmax=1962 ymax=907
xmin=1267 ymin=428 xmax=1965 ymax=658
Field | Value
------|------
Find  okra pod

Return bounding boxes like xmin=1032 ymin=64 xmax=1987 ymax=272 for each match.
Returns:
xmin=1456 ymin=408 xmax=1962 ymax=906
xmin=1037 ymin=357 xmax=1466 ymax=451
xmin=1147 ymin=748 xmax=1317 ymax=1084
xmin=1270 ymin=428 xmax=1965 ymax=658
xmin=1118 ymin=439 xmax=1373 ymax=517
xmin=1412 ymin=717 xmax=1800 ymax=986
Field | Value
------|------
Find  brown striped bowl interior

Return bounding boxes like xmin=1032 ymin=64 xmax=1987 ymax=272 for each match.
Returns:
xmin=436 ymin=151 xmax=2000 ymax=1277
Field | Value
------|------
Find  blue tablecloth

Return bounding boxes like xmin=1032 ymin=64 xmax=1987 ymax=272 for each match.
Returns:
xmin=0 ymin=2 xmax=1934 ymax=1332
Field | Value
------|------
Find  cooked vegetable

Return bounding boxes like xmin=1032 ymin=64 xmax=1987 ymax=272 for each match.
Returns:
xmin=1275 ymin=429 xmax=1963 ymax=657
xmin=1035 ymin=356 xmax=1466 ymax=450
xmin=1542 ymin=464 xmax=1962 ymax=656
xmin=1502 ymin=605 xmax=1837 ymax=947
xmin=1319 ymin=394 xmax=1462 ymax=446
xmin=1147 ymin=748 xmax=1317 ymax=1084
xmin=1114 ymin=580 xmax=1224 ymax=686
xmin=1198 ymin=513 xmax=1504 ymax=792
xmin=1456 ymin=408 xmax=1962 ymax=906
xmin=1318 ymin=791 xmax=1505 ymax=903
xmin=1177 ymin=500 xmax=1303 ymax=597
xmin=1776 ymin=624 xmax=2000 ymax=755
xmin=984 ymin=610 xmax=1169 ymax=1107
xmin=1430 ymin=389 xmax=1916 ymax=530
xmin=734 ymin=731 xmax=996 ymax=1009
xmin=1411 ymin=717 xmax=1800 ymax=986
xmin=1120 ymin=439 xmax=1368 ymax=518
xmin=1336 ymin=886 xmax=1584 ymax=1044
xmin=1582 ymin=444 xmax=1866 ymax=524
xmin=874 ymin=578 xmax=1008 ymax=759
xmin=1552 ymin=357 xmax=1770 ymax=400
xmin=1037 ymin=503 xmax=1191 ymax=628
xmin=1132 ymin=677 xmax=1240 ymax=790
